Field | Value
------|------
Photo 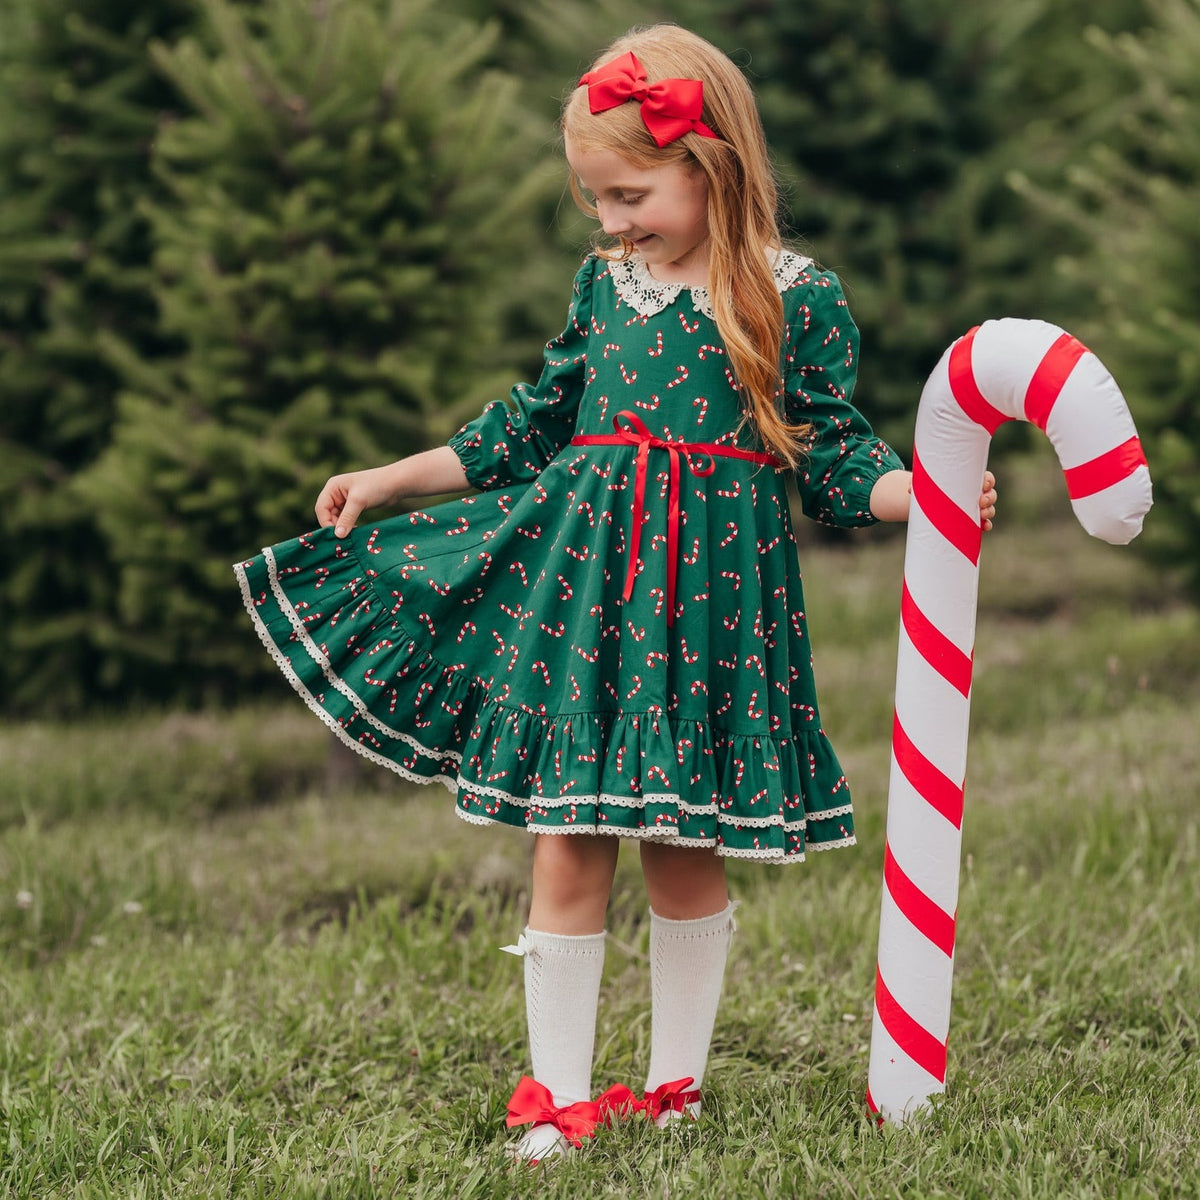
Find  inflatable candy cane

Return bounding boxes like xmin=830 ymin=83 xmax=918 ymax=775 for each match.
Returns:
xmin=866 ymin=319 xmax=1153 ymax=1125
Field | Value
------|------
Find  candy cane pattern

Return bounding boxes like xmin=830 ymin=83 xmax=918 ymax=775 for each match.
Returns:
xmin=692 ymin=395 xmax=708 ymax=424
xmin=867 ymin=319 xmax=1151 ymax=1127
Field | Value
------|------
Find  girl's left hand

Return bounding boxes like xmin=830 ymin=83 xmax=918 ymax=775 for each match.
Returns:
xmin=979 ymin=471 xmax=998 ymax=532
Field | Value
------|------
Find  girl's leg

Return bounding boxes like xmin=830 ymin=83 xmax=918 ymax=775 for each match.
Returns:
xmin=511 ymin=834 xmax=618 ymax=1161
xmin=529 ymin=831 xmax=619 ymax=933
xmin=639 ymin=841 xmax=735 ymax=1124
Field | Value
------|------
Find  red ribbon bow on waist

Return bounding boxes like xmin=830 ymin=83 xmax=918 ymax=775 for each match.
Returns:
xmin=579 ymin=51 xmax=719 ymax=148
xmin=571 ymin=411 xmax=783 ymax=626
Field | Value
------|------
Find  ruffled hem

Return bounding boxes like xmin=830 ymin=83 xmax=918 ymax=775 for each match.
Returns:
xmin=233 ymin=528 xmax=856 ymax=864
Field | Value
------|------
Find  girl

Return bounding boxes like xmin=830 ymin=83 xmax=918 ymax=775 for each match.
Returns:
xmin=235 ymin=24 xmax=997 ymax=1164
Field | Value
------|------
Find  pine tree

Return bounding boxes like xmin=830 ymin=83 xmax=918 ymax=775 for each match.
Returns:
xmin=681 ymin=0 xmax=1148 ymax=450
xmin=1016 ymin=0 xmax=1200 ymax=597
xmin=75 ymin=0 xmax=570 ymax=702
xmin=0 ymin=0 xmax=199 ymax=711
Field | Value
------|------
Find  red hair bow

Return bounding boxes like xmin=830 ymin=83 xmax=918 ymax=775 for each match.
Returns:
xmin=579 ymin=51 xmax=719 ymax=148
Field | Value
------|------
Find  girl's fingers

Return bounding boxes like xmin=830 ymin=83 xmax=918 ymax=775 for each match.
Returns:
xmin=315 ymin=479 xmax=347 ymax=528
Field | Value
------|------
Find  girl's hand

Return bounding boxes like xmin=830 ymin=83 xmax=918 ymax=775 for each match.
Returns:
xmin=314 ymin=447 xmax=470 ymax=537
xmin=979 ymin=470 xmax=998 ymax=532
xmin=315 ymin=465 xmax=403 ymax=537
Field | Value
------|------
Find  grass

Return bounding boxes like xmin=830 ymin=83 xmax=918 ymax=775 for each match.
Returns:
xmin=2 ymin=449 xmax=1198 ymax=1198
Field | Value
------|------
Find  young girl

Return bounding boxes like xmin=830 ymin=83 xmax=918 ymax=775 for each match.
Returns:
xmin=235 ymin=24 xmax=997 ymax=1164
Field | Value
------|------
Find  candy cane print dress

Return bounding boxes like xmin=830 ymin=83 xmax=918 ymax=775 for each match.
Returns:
xmin=234 ymin=249 xmax=905 ymax=862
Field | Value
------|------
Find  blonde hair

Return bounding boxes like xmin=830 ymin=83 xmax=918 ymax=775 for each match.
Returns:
xmin=562 ymin=24 xmax=811 ymax=468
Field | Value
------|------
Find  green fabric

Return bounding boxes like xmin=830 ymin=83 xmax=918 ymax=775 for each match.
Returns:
xmin=235 ymin=252 xmax=904 ymax=862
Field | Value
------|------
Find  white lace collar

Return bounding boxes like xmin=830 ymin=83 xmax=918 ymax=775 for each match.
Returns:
xmin=606 ymin=248 xmax=813 ymax=319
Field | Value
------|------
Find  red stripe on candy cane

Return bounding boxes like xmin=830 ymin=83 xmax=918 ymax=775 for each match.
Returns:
xmin=911 ymin=447 xmax=982 ymax=567
xmin=874 ymin=967 xmax=947 ymax=1084
xmin=884 ymin=841 xmax=957 ymax=958
xmin=901 ymin=581 xmax=974 ymax=698
xmin=948 ymin=327 xmax=1011 ymax=435
xmin=1024 ymin=332 xmax=1087 ymax=430
xmin=892 ymin=712 xmax=964 ymax=831
xmin=1064 ymin=436 xmax=1148 ymax=500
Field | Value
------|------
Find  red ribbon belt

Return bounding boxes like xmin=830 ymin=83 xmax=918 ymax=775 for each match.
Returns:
xmin=571 ymin=411 xmax=783 ymax=626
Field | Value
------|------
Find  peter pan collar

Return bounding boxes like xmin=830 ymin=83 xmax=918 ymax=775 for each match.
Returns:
xmin=607 ymin=248 xmax=814 ymax=320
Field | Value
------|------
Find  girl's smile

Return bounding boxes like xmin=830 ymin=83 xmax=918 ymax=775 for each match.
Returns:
xmin=565 ymin=140 xmax=710 ymax=286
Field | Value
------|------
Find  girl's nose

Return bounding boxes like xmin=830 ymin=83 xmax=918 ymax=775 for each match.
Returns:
xmin=597 ymin=203 xmax=631 ymax=237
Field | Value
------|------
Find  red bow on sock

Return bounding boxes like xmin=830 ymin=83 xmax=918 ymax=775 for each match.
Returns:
xmin=506 ymin=1076 xmax=604 ymax=1147
xmin=579 ymin=51 xmax=719 ymax=148
xmin=594 ymin=1082 xmax=642 ymax=1121
xmin=640 ymin=1076 xmax=702 ymax=1120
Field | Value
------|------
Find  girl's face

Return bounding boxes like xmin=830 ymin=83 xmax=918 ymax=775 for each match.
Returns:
xmin=566 ymin=139 xmax=710 ymax=284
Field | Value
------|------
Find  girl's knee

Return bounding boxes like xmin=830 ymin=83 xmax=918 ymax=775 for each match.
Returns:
xmin=530 ymin=834 xmax=618 ymax=928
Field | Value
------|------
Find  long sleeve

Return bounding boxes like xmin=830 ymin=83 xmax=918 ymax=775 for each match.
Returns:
xmin=447 ymin=256 xmax=596 ymax=491
xmin=782 ymin=268 xmax=905 ymax=527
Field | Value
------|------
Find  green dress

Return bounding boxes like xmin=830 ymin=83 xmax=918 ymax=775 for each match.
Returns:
xmin=234 ymin=250 xmax=904 ymax=862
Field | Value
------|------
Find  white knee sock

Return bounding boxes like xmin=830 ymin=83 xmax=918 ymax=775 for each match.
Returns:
xmin=644 ymin=901 xmax=737 ymax=1123
xmin=509 ymin=926 xmax=606 ymax=1160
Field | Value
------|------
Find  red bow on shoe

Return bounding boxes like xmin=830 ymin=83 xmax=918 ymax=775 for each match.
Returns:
xmin=506 ymin=1076 xmax=605 ymax=1148
xmin=594 ymin=1082 xmax=642 ymax=1122
xmin=579 ymin=51 xmax=719 ymax=148
xmin=641 ymin=1076 xmax=702 ymax=1120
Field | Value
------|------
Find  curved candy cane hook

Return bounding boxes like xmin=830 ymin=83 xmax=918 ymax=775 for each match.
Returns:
xmin=867 ymin=318 xmax=1153 ymax=1125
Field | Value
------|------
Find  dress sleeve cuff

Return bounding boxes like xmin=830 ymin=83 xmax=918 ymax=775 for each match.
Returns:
xmin=446 ymin=402 xmax=506 ymax=492
xmin=803 ymin=441 xmax=907 ymax=528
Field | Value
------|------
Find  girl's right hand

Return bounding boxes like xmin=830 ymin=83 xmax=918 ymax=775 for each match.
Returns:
xmin=315 ymin=466 xmax=402 ymax=538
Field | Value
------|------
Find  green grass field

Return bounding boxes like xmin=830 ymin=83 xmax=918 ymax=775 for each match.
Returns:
xmin=3 ymin=453 xmax=1198 ymax=1198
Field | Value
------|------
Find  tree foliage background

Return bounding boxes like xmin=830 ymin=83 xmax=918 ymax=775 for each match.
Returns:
xmin=1 ymin=0 xmax=1188 ymax=714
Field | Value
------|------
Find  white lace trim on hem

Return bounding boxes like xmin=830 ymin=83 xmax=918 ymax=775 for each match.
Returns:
xmin=458 ymin=777 xmax=822 ymax=830
xmin=235 ymin=559 xmax=462 ymax=787
xmin=454 ymin=806 xmax=856 ymax=861
xmin=607 ymin=248 xmax=814 ymax=319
